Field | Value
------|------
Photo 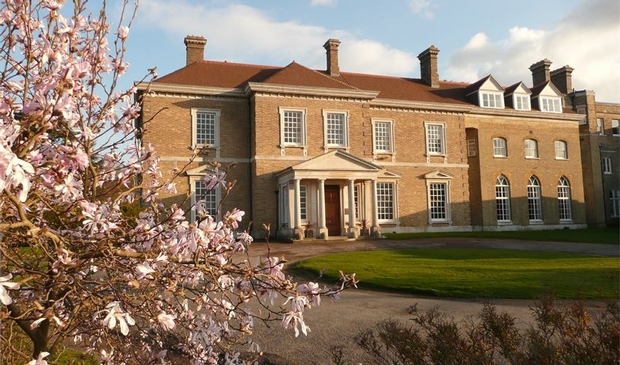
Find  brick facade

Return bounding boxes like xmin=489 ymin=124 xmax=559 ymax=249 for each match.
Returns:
xmin=137 ymin=36 xmax=618 ymax=240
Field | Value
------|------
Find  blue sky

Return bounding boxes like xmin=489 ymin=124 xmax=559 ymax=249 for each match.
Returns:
xmin=113 ymin=0 xmax=619 ymax=103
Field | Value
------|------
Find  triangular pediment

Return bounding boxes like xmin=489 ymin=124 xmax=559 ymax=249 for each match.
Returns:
xmin=530 ymin=81 xmax=562 ymax=98
xmin=263 ymin=61 xmax=357 ymax=90
xmin=186 ymin=165 xmax=215 ymax=176
xmin=465 ymin=75 xmax=503 ymax=96
xmin=424 ymin=170 xmax=453 ymax=179
xmin=291 ymin=150 xmax=382 ymax=172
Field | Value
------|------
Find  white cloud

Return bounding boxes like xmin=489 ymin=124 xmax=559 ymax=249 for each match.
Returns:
xmin=310 ymin=0 xmax=336 ymax=6
xmin=409 ymin=0 xmax=435 ymax=19
xmin=445 ymin=0 xmax=620 ymax=102
xmin=136 ymin=0 xmax=416 ymax=76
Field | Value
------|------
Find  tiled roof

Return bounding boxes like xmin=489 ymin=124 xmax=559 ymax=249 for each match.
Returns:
xmin=155 ymin=60 xmax=280 ymax=88
xmin=262 ymin=61 xmax=357 ymax=90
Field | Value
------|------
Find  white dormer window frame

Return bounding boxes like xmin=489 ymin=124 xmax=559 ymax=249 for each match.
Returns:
xmin=323 ymin=110 xmax=349 ymax=149
xmin=191 ymin=108 xmax=221 ymax=150
xmin=540 ymin=97 xmax=562 ymax=113
xmin=514 ymin=94 xmax=531 ymax=111
xmin=480 ymin=91 xmax=504 ymax=109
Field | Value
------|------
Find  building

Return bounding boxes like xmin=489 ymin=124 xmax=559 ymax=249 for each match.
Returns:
xmin=136 ymin=36 xmax=615 ymax=240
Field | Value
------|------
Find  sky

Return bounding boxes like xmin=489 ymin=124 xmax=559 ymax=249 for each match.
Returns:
xmin=113 ymin=0 xmax=619 ymax=103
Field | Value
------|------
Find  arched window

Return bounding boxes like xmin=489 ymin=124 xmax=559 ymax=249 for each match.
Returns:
xmin=495 ymin=175 xmax=511 ymax=222
xmin=493 ymin=137 xmax=507 ymax=157
xmin=557 ymin=177 xmax=572 ymax=221
xmin=524 ymin=139 xmax=538 ymax=158
xmin=527 ymin=176 xmax=542 ymax=221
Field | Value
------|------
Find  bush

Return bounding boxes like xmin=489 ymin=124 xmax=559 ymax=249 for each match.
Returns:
xmin=349 ymin=295 xmax=619 ymax=365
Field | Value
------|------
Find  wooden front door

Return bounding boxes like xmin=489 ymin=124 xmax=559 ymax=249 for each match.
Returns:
xmin=325 ymin=185 xmax=341 ymax=236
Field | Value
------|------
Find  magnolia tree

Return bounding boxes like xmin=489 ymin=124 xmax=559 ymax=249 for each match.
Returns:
xmin=0 ymin=1 xmax=356 ymax=363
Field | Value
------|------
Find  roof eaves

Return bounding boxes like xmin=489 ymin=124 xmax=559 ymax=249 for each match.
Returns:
xmin=245 ymin=82 xmax=379 ymax=99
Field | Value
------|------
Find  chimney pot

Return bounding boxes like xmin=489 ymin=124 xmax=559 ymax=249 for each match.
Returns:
xmin=529 ymin=58 xmax=552 ymax=86
xmin=418 ymin=45 xmax=440 ymax=88
xmin=323 ymin=38 xmax=341 ymax=77
xmin=184 ymin=35 xmax=207 ymax=66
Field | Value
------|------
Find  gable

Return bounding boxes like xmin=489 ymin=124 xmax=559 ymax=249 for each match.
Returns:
xmin=424 ymin=170 xmax=454 ymax=179
xmin=263 ymin=61 xmax=356 ymax=90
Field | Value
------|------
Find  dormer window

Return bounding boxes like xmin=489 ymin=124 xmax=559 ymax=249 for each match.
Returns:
xmin=540 ymin=97 xmax=562 ymax=113
xmin=514 ymin=95 xmax=531 ymax=111
xmin=481 ymin=92 xmax=504 ymax=109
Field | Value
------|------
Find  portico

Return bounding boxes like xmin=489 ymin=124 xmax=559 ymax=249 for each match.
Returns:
xmin=275 ymin=150 xmax=400 ymax=240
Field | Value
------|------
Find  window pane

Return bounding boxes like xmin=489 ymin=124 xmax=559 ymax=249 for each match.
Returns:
xmin=429 ymin=183 xmax=447 ymax=220
xmin=610 ymin=190 xmax=620 ymax=217
xmin=427 ymin=124 xmax=444 ymax=154
xmin=195 ymin=180 xmax=217 ymax=216
xmin=284 ymin=111 xmax=303 ymax=144
xmin=558 ymin=177 xmax=572 ymax=220
xmin=374 ymin=122 xmax=392 ymax=152
xmin=527 ymin=176 xmax=542 ymax=221
xmin=300 ymin=185 xmax=307 ymax=220
xmin=327 ymin=113 xmax=345 ymax=146
xmin=612 ymin=120 xmax=619 ymax=135
xmin=376 ymin=182 xmax=394 ymax=221
xmin=525 ymin=139 xmax=538 ymax=158
xmin=495 ymin=176 xmax=511 ymax=222
xmin=196 ymin=112 xmax=216 ymax=145
xmin=555 ymin=141 xmax=567 ymax=159
xmin=493 ymin=138 xmax=507 ymax=157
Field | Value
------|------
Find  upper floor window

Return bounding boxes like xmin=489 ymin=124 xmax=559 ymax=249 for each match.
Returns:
xmin=372 ymin=120 xmax=394 ymax=154
xmin=493 ymin=137 xmax=507 ymax=157
xmin=524 ymin=139 xmax=539 ymax=159
xmin=596 ymin=118 xmax=604 ymax=135
xmin=603 ymin=157 xmax=613 ymax=174
xmin=425 ymin=122 xmax=446 ymax=155
xmin=540 ymin=97 xmax=562 ymax=113
xmin=280 ymin=108 xmax=306 ymax=146
xmin=495 ymin=175 xmax=511 ymax=223
xmin=514 ymin=95 xmax=531 ymax=111
xmin=324 ymin=111 xmax=348 ymax=148
xmin=192 ymin=108 xmax=220 ymax=148
xmin=612 ymin=119 xmax=619 ymax=136
xmin=481 ymin=92 xmax=504 ymax=109
xmin=554 ymin=140 xmax=568 ymax=160
xmin=557 ymin=177 xmax=572 ymax=221
xmin=467 ymin=139 xmax=477 ymax=157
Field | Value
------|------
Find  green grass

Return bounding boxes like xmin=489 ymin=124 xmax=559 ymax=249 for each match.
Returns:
xmin=383 ymin=227 xmax=619 ymax=244
xmin=293 ymin=248 xmax=619 ymax=299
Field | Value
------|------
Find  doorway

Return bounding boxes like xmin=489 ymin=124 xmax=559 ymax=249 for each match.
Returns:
xmin=325 ymin=185 xmax=341 ymax=236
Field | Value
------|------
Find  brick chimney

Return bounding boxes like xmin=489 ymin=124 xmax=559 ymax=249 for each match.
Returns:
xmin=323 ymin=38 xmax=341 ymax=77
xmin=184 ymin=35 xmax=207 ymax=66
xmin=418 ymin=45 xmax=440 ymax=88
xmin=550 ymin=65 xmax=574 ymax=94
xmin=529 ymin=58 xmax=552 ymax=86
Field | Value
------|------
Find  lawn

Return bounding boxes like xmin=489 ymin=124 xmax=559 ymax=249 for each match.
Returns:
xmin=293 ymin=248 xmax=619 ymax=299
xmin=383 ymin=227 xmax=619 ymax=244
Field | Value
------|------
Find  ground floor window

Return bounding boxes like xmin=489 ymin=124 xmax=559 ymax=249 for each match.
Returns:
xmin=527 ymin=176 xmax=542 ymax=221
xmin=376 ymin=182 xmax=395 ymax=222
xmin=495 ymin=175 xmax=511 ymax=222
xmin=610 ymin=190 xmax=620 ymax=218
xmin=193 ymin=180 xmax=219 ymax=219
xmin=428 ymin=182 xmax=449 ymax=222
xmin=300 ymin=185 xmax=307 ymax=221
xmin=557 ymin=177 xmax=572 ymax=221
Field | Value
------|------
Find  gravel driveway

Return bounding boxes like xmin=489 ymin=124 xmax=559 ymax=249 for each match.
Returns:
xmin=240 ymin=238 xmax=618 ymax=364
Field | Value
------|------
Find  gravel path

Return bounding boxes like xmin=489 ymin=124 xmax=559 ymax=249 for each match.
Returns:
xmin=239 ymin=238 xmax=618 ymax=365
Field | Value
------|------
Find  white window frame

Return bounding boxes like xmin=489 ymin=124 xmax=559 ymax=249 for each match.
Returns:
xmin=554 ymin=140 xmax=568 ymax=160
xmin=375 ymin=181 xmax=397 ymax=223
xmin=495 ymin=175 xmax=512 ymax=223
xmin=299 ymin=185 xmax=308 ymax=221
xmin=481 ymin=92 xmax=504 ymax=109
xmin=493 ymin=137 xmax=507 ymax=157
xmin=612 ymin=119 xmax=619 ymax=136
xmin=514 ymin=94 xmax=531 ymax=111
xmin=558 ymin=177 xmax=572 ymax=222
xmin=603 ymin=157 xmax=612 ymax=174
xmin=610 ymin=190 xmax=620 ymax=218
xmin=527 ymin=176 xmax=543 ymax=222
xmin=279 ymin=108 xmax=307 ymax=147
xmin=279 ymin=184 xmax=290 ymax=228
xmin=190 ymin=176 xmax=221 ymax=222
xmin=372 ymin=119 xmax=395 ymax=154
xmin=424 ymin=121 xmax=447 ymax=156
xmin=191 ymin=108 xmax=221 ymax=149
xmin=524 ymin=139 xmax=539 ymax=159
xmin=427 ymin=181 xmax=451 ymax=223
xmin=540 ymin=97 xmax=562 ymax=113
xmin=323 ymin=110 xmax=349 ymax=149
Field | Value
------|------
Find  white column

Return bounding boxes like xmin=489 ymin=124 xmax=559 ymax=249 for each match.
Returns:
xmin=348 ymin=179 xmax=358 ymax=238
xmin=371 ymin=179 xmax=380 ymax=235
xmin=293 ymin=178 xmax=301 ymax=231
xmin=318 ymin=179 xmax=328 ymax=239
